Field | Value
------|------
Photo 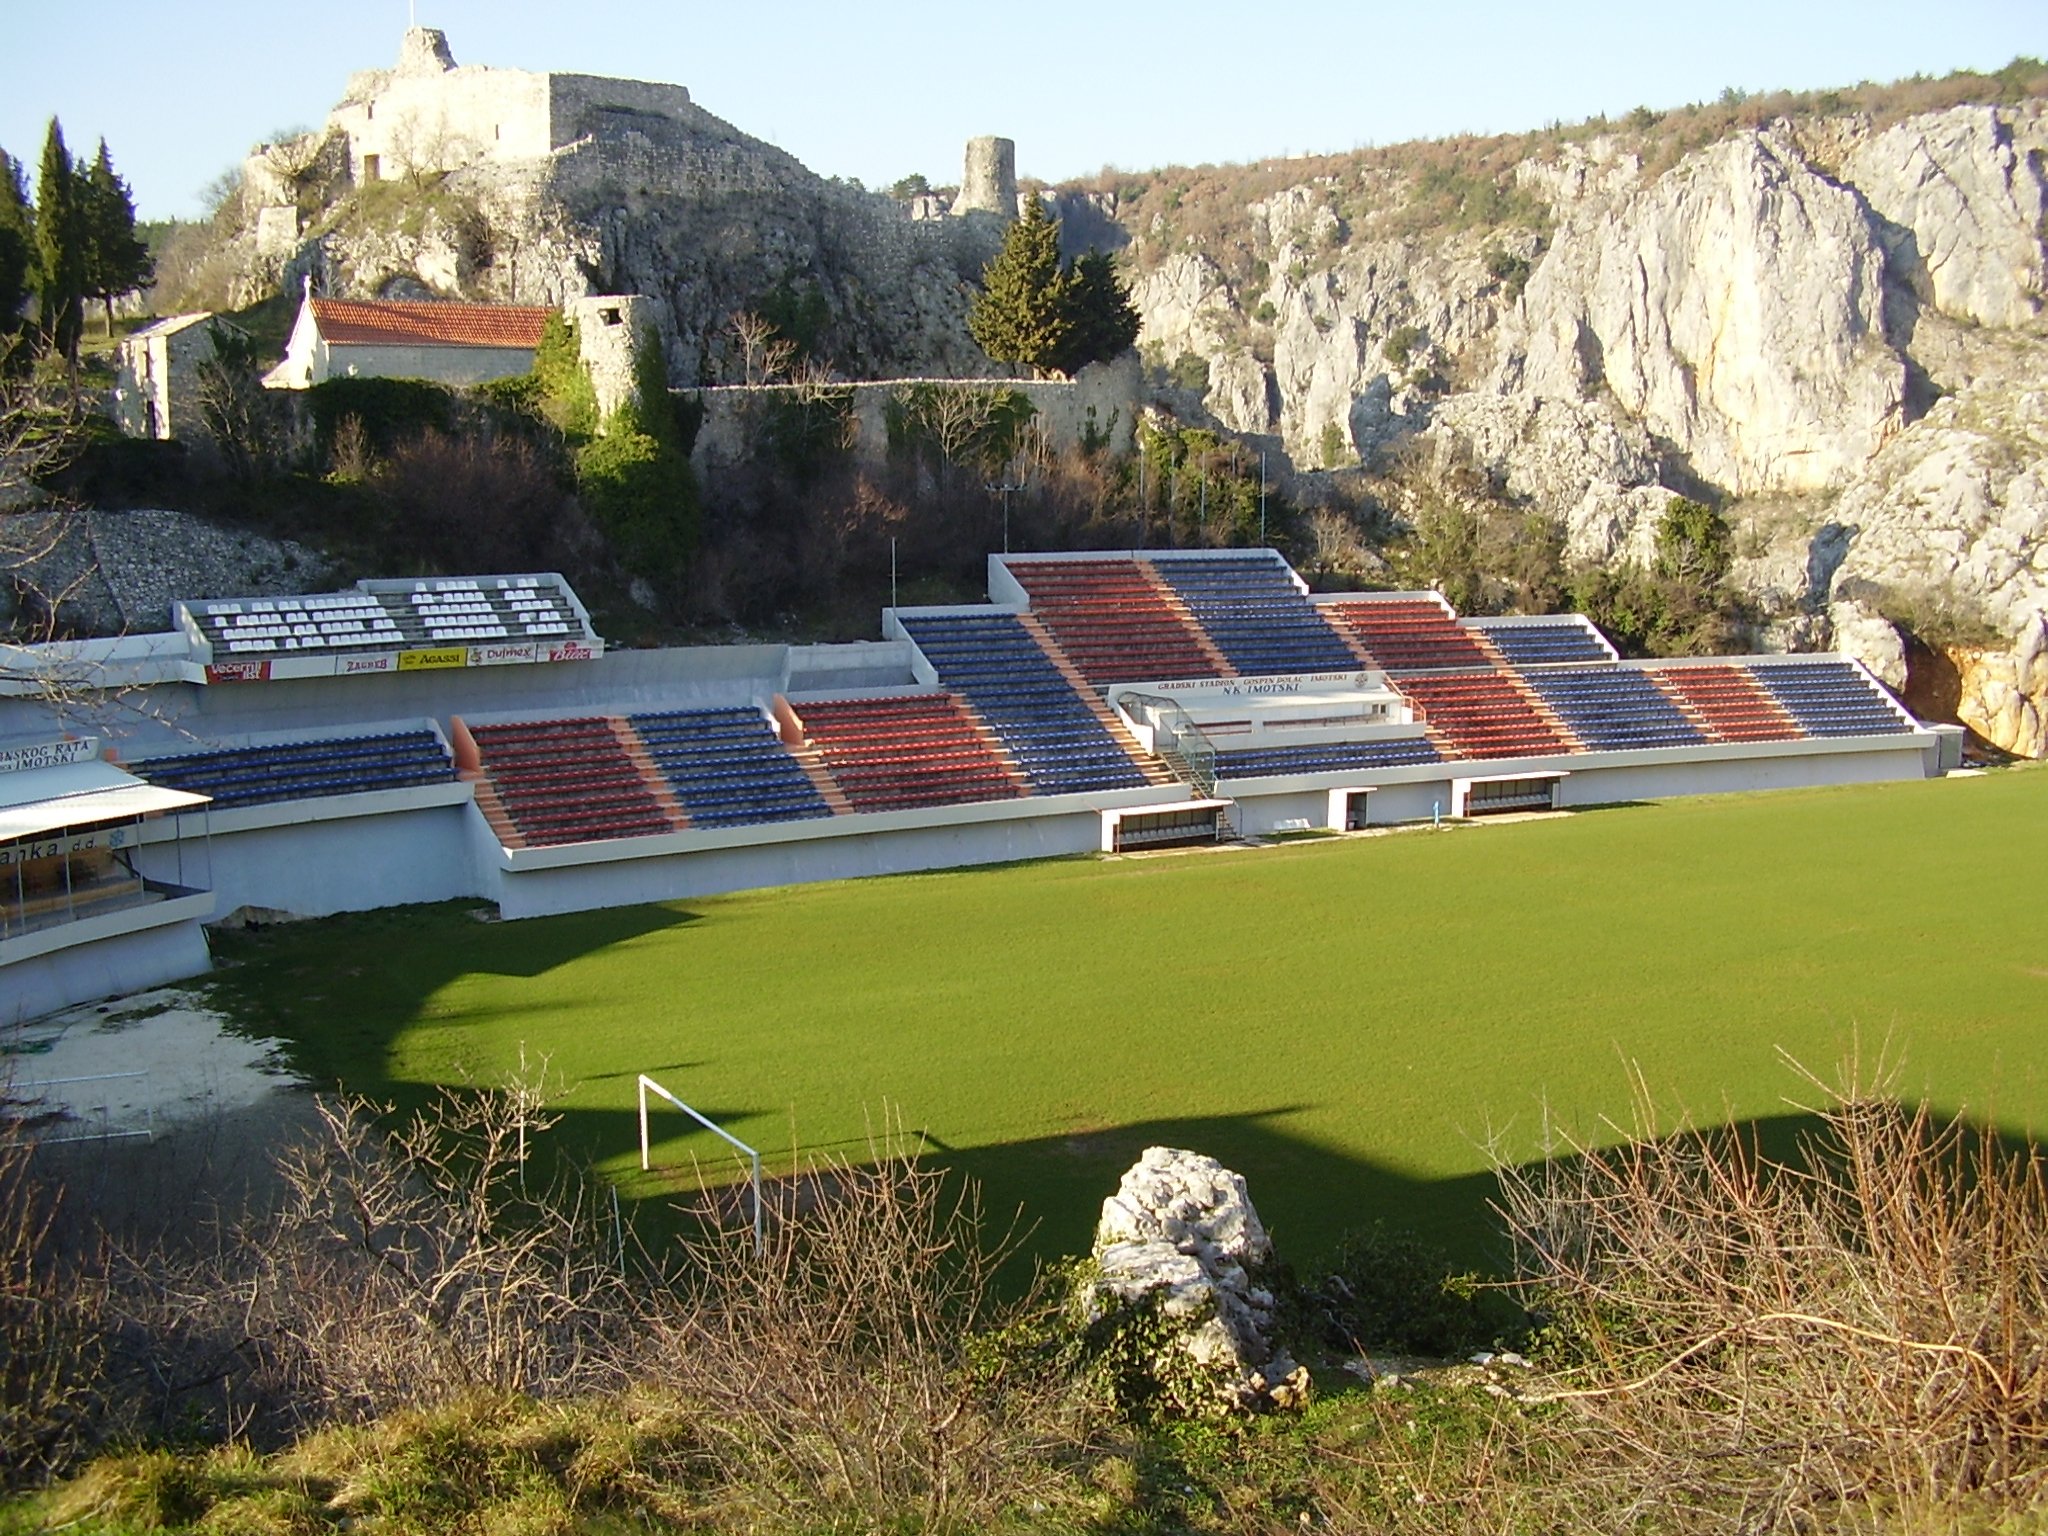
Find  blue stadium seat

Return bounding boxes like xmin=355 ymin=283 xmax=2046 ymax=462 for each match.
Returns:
xmin=134 ymin=729 xmax=455 ymax=808
xmin=1214 ymin=737 xmax=1443 ymax=780
xmin=627 ymin=708 xmax=833 ymax=826
xmin=1522 ymin=667 xmax=1705 ymax=751
xmin=1149 ymin=554 xmax=1362 ymax=676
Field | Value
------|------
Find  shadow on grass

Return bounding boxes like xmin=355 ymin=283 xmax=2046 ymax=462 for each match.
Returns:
xmin=202 ymin=899 xmax=701 ymax=1117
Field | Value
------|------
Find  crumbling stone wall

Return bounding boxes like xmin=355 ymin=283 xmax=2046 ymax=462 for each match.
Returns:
xmin=687 ymin=354 xmax=1141 ymax=470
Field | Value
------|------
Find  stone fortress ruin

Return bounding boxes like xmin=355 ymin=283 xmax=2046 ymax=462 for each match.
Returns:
xmin=227 ymin=28 xmax=1057 ymax=384
xmin=331 ymin=26 xmax=696 ymax=188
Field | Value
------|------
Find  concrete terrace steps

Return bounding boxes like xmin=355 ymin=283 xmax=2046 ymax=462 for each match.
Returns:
xmin=1134 ymin=560 xmax=1236 ymax=678
xmin=612 ymin=717 xmax=692 ymax=829
xmin=464 ymin=771 xmax=527 ymax=850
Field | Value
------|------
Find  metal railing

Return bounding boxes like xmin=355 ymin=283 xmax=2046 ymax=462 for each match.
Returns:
xmin=637 ymin=1073 xmax=764 ymax=1256
xmin=1118 ymin=691 xmax=1217 ymax=795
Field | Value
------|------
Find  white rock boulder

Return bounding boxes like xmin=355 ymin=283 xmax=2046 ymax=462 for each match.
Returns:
xmin=1088 ymin=1146 xmax=1306 ymax=1413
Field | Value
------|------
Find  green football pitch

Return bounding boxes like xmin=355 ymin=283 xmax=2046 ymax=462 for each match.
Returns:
xmin=206 ymin=765 xmax=2048 ymax=1272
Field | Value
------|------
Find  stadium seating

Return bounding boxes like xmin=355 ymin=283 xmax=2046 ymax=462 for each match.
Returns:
xmin=1470 ymin=619 xmax=1614 ymax=666
xmin=1005 ymin=558 xmax=1223 ymax=683
xmin=1650 ymin=665 xmax=1803 ymax=742
xmin=1148 ymin=553 xmax=1362 ymax=676
xmin=898 ymin=613 xmax=1156 ymax=794
xmin=1748 ymin=662 xmax=1914 ymax=736
xmin=797 ymin=694 xmax=1024 ymax=812
xmin=1325 ymin=599 xmax=1496 ymax=672
xmin=627 ymin=707 xmax=832 ymax=828
xmin=192 ymin=576 xmax=584 ymax=657
xmin=1523 ymin=667 xmax=1706 ymax=751
xmin=1213 ymin=737 xmax=1444 ymax=780
xmin=469 ymin=717 xmax=675 ymax=847
xmin=1395 ymin=672 xmax=1573 ymax=758
xmin=133 ymin=728 xmax=455 ymax=808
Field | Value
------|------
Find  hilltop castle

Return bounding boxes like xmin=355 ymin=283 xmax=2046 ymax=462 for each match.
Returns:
xmin=325 ymin=27 xmax=696 ymax=188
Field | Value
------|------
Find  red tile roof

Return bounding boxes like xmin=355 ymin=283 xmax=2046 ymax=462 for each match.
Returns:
xmin=309 ymin=297 xmax=552 ymax=350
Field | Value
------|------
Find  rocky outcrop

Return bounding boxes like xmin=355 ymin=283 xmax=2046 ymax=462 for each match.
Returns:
xmin=1506 ymin=128 xmax=1909 ymax=497
xmin=1424 ymin=393 xmax=1670 ymax=564
xmin=1840 ymin=106 xmax=2048 ymax=331
xmin=1805 ymin=327 xmax=2048 ymax=753
xmin=3 ymin=510 xmax=333 ymax=638
xmin=1085 ymin=1146 xmax=1307 ymax=1414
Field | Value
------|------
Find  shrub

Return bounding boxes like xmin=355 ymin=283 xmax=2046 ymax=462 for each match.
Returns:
xmin=1313 ymin=1224 xmax=1506 ymax=1357
xmin=1482 ymin=245 xmax=1533 ymax=302
xmin=306 ymin=376 xmax=453 ymax=460
xmin=374 ymin=429 xmax=578 ymax=574
xmin=885 ymin=383 xmax=1036 ymax=477
xmin=531 ymin=312 xmax=596 ymax=438
xmin=575 ymin=428 xmax=698 ymax=590
xmin=1382 ymin=323 xmax=1423 ymax=369
xmin=1167 ymin=351 xmax=1210 ymax=395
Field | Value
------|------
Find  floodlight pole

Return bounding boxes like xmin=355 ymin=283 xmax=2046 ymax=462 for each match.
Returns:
xmin=986 ymin=476 xmax=1021 ymax=554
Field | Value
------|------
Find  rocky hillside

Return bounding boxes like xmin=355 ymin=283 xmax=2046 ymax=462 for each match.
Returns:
xmin=170 ymin=45 xmax=2048 ymax=754
xmin=1109 ymin=72 xmax=2048 ymax=754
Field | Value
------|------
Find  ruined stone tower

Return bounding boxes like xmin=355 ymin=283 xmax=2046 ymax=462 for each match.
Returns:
xmin=954 ymin=136 xmax=1017 ymax=219
xmin=567 ymin=295 xmax=663 ymax=425
xmin=395 ymin=26 xmax=457 ymax=76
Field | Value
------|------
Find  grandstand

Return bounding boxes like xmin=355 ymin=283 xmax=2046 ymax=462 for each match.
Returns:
xmin=0 ymin=552 xmax=1956 ymax=1020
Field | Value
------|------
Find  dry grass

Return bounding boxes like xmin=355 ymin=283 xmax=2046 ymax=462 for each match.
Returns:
xmin=1492 ymin=1054 xmax=2048 ymax=1532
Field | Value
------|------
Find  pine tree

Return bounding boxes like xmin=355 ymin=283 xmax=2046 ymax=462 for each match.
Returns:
xmin=1049 ymin=250 xmax=1141 ymax=377
xmin=34 ymin=119 xmax=85 ymax=368
xmin=966 ymin=196 xmax=1072 ymax=376
xmin=79 ymin=138 xmax=152 ymax=338
xmin=0 ymin=149 xmax=34 ymax=348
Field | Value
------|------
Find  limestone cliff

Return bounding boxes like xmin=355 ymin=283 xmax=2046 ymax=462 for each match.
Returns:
xmin=1109 ymin=94 xmax=2048 ymax=753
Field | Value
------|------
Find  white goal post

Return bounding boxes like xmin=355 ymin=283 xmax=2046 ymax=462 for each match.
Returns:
xmin=637 ymin=1072 xmax=764 ymax=1255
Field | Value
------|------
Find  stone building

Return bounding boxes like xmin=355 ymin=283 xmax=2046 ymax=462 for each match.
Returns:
xmin=262 ymin=291 xmax=552 ymax=389
xmin=115 ymin=314 xmax=242 ymax=441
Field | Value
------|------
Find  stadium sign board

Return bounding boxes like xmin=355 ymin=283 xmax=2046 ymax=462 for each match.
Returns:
xmin=0 ymin=829 xmax=102 ymax=864
xmin=0 ymin=738 xmax=100 ymax=775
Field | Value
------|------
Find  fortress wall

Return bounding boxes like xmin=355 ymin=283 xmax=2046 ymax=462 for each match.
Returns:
xmin=688 ymin=356 xmax=1142 ymax=471
xmin=548 ymin=74 xmax=692 ymax=145
xmin=548 ymin=133 xmax=796 ymax=202
xmin=336 ymin=66 xmax=554 ymax=183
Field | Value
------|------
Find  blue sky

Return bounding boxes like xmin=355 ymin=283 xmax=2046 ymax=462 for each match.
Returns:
xmin=3 ymin=0 xmax=2041 ymax=221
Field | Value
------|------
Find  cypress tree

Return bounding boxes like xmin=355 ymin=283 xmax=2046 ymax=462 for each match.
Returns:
xmin=1050 ymin=250 xmax=1141 ymax=377
xmin=967 ymin=196 xmax=1072 ymax=376
xmin=80 ymin=138 xmax=152 ymax=338
xmin=0 ymin=149 xmax=33 ymax=347
xmin=34 ymin=118 xmax=85 ymax=368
